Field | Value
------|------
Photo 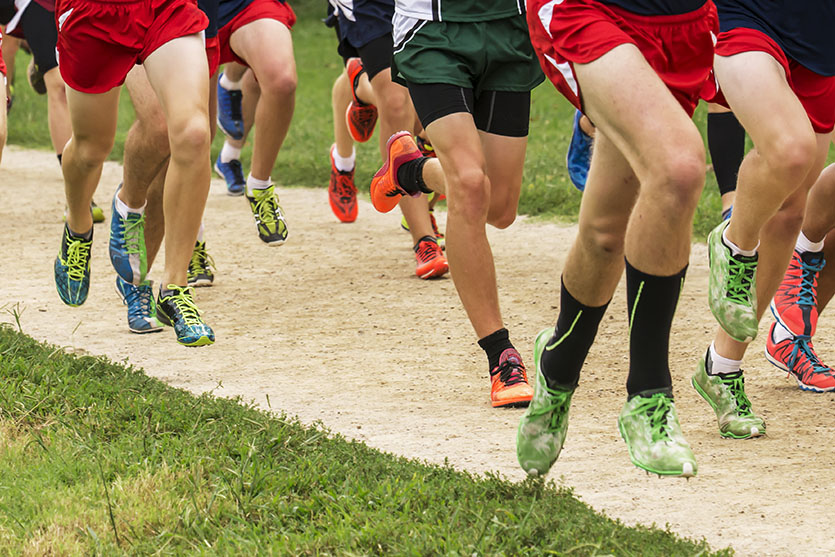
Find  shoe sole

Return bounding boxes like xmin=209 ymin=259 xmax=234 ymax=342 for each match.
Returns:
xmin=114 ymin=282 xmax=164 ymax=334
xmin=188 ymin=278 xmax=214 ymax=288
xmin=491 ymin=397 xmax=531 ymax=408
xmin=763 ymin=346 xmax=835 ymax=393
xmin=180 ymin=336 xmax=215 ymax=347
xmin=617 ymin=420 xmax=696 ymax=477
xmin=216 ymin=117 xmax=243 ymax=141
xmin=690 ymin=375 xmax=765 ymax=438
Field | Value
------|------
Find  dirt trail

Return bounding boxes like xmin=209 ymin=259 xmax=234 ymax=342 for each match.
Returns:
xmin=2 ymin=145 xmax=834 ymax=556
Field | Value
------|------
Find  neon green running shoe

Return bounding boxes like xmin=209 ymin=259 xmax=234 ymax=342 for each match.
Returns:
xmin=691 ymin=351 xmax=765 ymax=439
xmin=91 ymin=201 xmax=105 ymax=223
xmin=187 ymin=241 xmax=215 ymax=287
xmin=618 ymin=391 xmax=697 ymax=477
xmin=156 ymin=285 xmax=215 ymax=346
xmin=246 ymin=185 xmax=288 ymax=245
xmin=516 ymin=328 xmax=575 ymax=476
xmin=708 ymin=220 xmax=758 ymax=342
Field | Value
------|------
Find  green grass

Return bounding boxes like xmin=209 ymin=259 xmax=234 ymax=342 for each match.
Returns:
xmin=0 ymin=323 xmax=730 ymax=555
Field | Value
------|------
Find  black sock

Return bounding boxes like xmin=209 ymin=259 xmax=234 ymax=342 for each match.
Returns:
xmin=625 ymin=260 xmax=686 ymax=396
xmin=707 ymin=111 xmax=745 ymax=197
xmin=65 ymin=222 xmax=92 ymax=241
xmin=396 ymin=157 xmax=432 ymax=195
xmin=57 ymin=153 xmax=62 ymax=166
xmin=540 ymin=277 xmax=609 ymax=390
xmin=478 ymin=328 xmax=513 ymax=371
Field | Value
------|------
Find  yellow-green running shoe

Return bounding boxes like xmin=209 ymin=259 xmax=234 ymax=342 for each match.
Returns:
xmin=708 ymin=219 xmax=758 ymax=342
xmin=187 ymin=241 xmax=215 ymax=287
xmin=618 ymin=391 xmax=697 ymax=477
xmin=54 ymin=225 xmax=93 ymax=307
xmin=156 ymin=285 xmax=214 ymax=346
xmin=516 ymin=328 xmax=575 ymax=476
xmin=246 ymin=185 xmax=288 ymax=245
xmin=692 ymin=350 xmax=765 ymax=439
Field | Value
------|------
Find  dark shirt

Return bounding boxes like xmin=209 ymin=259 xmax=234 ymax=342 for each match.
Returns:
xmin=599 ymin=0 xmax=706 ymax=16
xmin=199 ymin=0 xmax=219 ymax=38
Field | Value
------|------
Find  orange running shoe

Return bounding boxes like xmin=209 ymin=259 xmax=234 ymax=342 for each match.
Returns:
xmin=370 ymin=131 xmax=422 ymax=213
xmin=490 ymin=348 xmax=534 ymax=407
xmin=345 ymin=58 xmax=378 ymax=143
xmin=328 ymin=144 xmax=358 ymax=223
xmin=414 ymin=236 xmax=448 ymax=279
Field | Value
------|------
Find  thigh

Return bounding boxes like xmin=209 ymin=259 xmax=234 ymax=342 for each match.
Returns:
xmin=65 ymin=87 xmax=121 ymax=149
xmin=229 ymin=18 xmax=295 ymax=80
xmin=143 ymin=34 xmax=209 ymax=124
xmin=125 ymin=65 xmax=165 ymax=126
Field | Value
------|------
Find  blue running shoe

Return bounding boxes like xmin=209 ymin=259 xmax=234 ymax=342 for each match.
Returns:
xmin=115 ymin=277 xmax=163 ymax=334
xmin=157 ymin=284 xmax=215 ymax=346
xmin=109 ymin=185 xmax=147 ymax=285
xmin=55 ymin=225 xmax=93 ymax=307
xmin=217 ymin=73 xmax=244 ymax=140
xmin=214 ymin=154 xmax=245 ymax=196
xmin=722 ymin=205 xmax=733 ymax=222
xmin=566 ymin=110 xmax=593 ymax=192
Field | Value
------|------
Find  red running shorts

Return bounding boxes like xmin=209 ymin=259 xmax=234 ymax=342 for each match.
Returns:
xmin=56 ymin=0 xmax=208 ymax=93
xmin=527 ymin=0 xmax=717 ymax=117
xmin=218 ymin=0 xmax=296 ymax=66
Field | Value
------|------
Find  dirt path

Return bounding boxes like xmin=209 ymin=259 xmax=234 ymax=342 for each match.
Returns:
xmin=2 ymin=145 xmax=833 ymax=556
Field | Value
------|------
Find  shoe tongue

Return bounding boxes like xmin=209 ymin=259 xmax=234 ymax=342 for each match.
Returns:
xmin=501 ymin=348 xmax=521 ymax=366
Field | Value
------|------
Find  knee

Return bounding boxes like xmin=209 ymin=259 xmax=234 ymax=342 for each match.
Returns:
xmin=487 ymin=206 xmax=517 ymax=229
xmin=768 ymin=133 xmax=817 ymax=182
xmin=769 ymin=195 xmax=807 ymax=236
xmin=650 ymin=147 xmax=706 ymax=210
xmin=72 ymin=134 xmax=114 ymax=168
xmin=259 ymin=65 xmax=297 ymax=98
xmin=137 ymin=115 xmax=170 ymax=157
xmin=579 ymin=217 xmax=626 ymax=258
xmin=449 ymin=168 xmax=490 ymax=223
xmin=168 ymin=115 xmax=210 ymax=162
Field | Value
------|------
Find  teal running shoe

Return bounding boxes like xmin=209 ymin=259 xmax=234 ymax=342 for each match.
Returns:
xmin=517 ymin=328 xmax=575 ymax=476
xmin=54 ymin=225 xmax=93 ymax=307
xmin=618 ymin=391 xmax=697 ymax=477
xmin=692 ymin=351 xmax=765 ymax=438
xmin=708 ymin=220 xmax=758 ymax=342
xmin=109 ymin=185 xmax=147 ymax=285
xmin=156 ymin=285 xmax=214 ymax=346
xmin=115 ymin=277 xmax=163 ymax=334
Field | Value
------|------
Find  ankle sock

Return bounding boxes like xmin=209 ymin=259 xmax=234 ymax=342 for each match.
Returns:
xmin=396 ymin=157 xmax=431 ymax=195
xmin=333 ymin=146 xmax=355 ymax=172
xmin=795 ymin=231 xmax=824 ymax=254
xmin=722 ymin=227 xmax=758 ymax=257
xmin=246 ymin=174 xmax=272 ymax=196
xmin=708 ymin=341 xmax=743 ymax=375
xmin=114 ymin=192 xmax=145 ymax=219
xmin=219 ymin=73 xmax=242 ymax=91
xmin=220 ymin=142 xmax=242 ymax=164
xmin=478 ymin=328 xmax=513 ymax=371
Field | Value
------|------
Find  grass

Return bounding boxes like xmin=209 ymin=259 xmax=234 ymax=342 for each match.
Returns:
xmin=0 ymin=323 xmax=731 ymax=555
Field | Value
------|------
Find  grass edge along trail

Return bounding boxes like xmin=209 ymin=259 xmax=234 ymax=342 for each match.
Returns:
xmin=0 ymin=325 xmax=732 ymax=555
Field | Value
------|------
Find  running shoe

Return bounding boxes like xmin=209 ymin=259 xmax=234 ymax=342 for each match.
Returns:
xmin=708 ymin=219 xmax=758 ymax=343
xmin=692 ymin=349 xmax=765 ymax=438
xmin=416 ymin=135 xmax=436 ymax=158
xmin=92 ymin=201 xmax=105 ymax=223
xmin=216 ymin=72 xmax=244 ymax=140
xmin=618 ymin=391 xmax=697 ymax=477
xmin=27 ymin=58 xmax=46 ymax=95
xmin=328 ymin=144 xmax=358 ymax=223
xmin=517 ymin=328 xmax=575 ymax=476
xmin=214 ymin=154 xmax=246 ymax=196
xmin=157 ymin=285 xmax=215 ymax=346
xmin=115 ymin=277 xmax=163 ymax=334
xmin=490 ymin=347 xmax=534 ymax=408
xmin=414 ymin=236 xmax=448 ymax=279
xmin=188 ymin=241 xmax=215 ymax=287
xmin=770 ymin=248 xmax=825 ymax=337
xmin=765 ymin=322 xmax=835 ymax=392
xmin=721 ymin=205 xmax=733 ymax=222
xmin=370 ymin=131 xmax=422 ymax=213
xmin=109 ymin=186 xmax=147 ymax=285
xmin=54 ymin=225 xmax=93 ymax=307
xmin=566 ymin=109 xmax=593 ymax=192
xmin=246 ymin=185 xmax=289 ymax=245
xmin=345 ymin=58 xmax=377 ymax=143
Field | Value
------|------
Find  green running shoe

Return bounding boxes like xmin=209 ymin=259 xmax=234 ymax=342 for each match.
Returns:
xmin=54 ymin=225 xmax=93 ymax=307
xmin=157 ymin=285 xmax=215 ymax=347
xmin=187 ymin=241 xmax=215 ymax=287
xmin=691 ymin=351 xmax=765 ymax=439
xmin=91 ymin=201 xmax=105 ymax=223
xmin=618 ymin=391 xmax=697 ymax=477
xmin=246 ymin=185 xmax=288 ymax=245
xmin=708 ymin=220 xmax=758 ymax=342
xmin=517 ymin=328 xmax=575 ymax=476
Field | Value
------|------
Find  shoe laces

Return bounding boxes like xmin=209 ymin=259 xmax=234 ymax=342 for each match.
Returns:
xmin=332 ymin=168 xmax=357 ymax=199
xmin=63 ymin=233 xmax=92 ymax=282
xmin=163 ymin=286 xmax=202 ymax=327
xmin=121 ymin=212 xmax=145 ymax=255
xmin=225 ymin=159 xmax=245 ymax=185
xmin=785 ymin=336 xmax=834 ymax=379
xmin=725 ymin=255 xmax=757 ymax=304
xmin=189 ymin=242 xmax=215 ymax=276
xmin=625 ymin=393 xmax=673 ymax=443
xmin=125 ymin=282 xmax=154 ymax=318
xmin=414 ymin=238 xmax=441 ymax=264
xmin=716 ymin=372 xmax=755 ymax=416
xmin=429 ymin=212 xmax=443 ymax=240
xmin=491 ymin=359 xmax=527 ymax=388
xmin=793 ymin=255 xmax=825 ymax=307
xmin=222 ymin=89 xmax=243 ymax=122
xmin=529 ymin=385 xmax=572 ymax=433
xmin=251 ymin=187 xmax=281 ymax=226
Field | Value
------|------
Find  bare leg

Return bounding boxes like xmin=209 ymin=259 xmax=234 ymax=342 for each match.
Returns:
xmin=332 ymin=69 xmax=354 ymax=158
xmin=43 ymin=68 xmax=72 ymax=155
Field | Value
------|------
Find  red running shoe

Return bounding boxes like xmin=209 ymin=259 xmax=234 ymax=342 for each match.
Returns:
xmin=490 ymin=348 xmax=534 ymax=407
xmin=770 ymin=249 xmax=825 ymax=337
xmin=328 ymin=144 xmax=357 ymax=223
xmin=370 ymin=131 xmax=422 ymax=213
xmin=764 ymin=322 xmax=835 ymax=392
xmin=345 ymin=58 xmax=378 ymax=143
xmin=413 ymin=236 xmax=448 ymax=279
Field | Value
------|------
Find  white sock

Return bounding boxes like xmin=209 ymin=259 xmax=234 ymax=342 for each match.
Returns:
xmin=723 ymin=227 xmax=758 ymax=257
xmin=115 ymin=191 xmax=145 ymax=219
xmin=332 ymin=146 xmax=355 ymax=172
xmin=196 ymin=223 xmax=204 ymax=244
xmin=771 ymin=321 xmax=794 ymax=343
xmin=220 ymin=142 xmax=242 ymax=164
xmin=708 ymin=342 xmax=743 ymax=375
xmin=246 ymin=174 xmax=272 ymax=196
xmin=219 ymin=73 xmax=242 ymax=91
xmin=795 ymin=231 xmax=824 ymax=254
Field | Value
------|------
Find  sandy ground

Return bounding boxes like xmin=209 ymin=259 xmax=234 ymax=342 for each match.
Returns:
xmin=2 ymin=145 xmax=835 ymax=556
